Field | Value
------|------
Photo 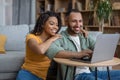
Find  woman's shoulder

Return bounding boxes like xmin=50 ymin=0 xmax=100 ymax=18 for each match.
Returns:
xmin=26 ymin=34 xmax=37 ymax=38
xmin=26 ymin=34 xmax=39 ymax=42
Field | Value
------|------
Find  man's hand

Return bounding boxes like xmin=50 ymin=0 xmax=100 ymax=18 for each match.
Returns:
xmin=80 ymin=29 xmax=88 ymax=38
xmin=77 ymin=49 xmax=93 ymax=58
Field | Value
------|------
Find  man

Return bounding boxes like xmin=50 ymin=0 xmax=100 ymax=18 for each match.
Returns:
xmin=46 ymin=9 xmax=120 ymax=80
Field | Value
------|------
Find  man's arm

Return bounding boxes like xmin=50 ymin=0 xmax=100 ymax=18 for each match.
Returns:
xmin=54 ymin=49 xmax=93 ymax=59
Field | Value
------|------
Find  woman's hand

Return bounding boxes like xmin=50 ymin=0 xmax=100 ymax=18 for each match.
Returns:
xmin=50 ymin=34 xmax=62 ymax=42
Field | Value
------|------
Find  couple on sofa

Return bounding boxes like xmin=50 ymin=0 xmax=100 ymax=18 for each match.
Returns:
xmin=16 ymin=9 xmax=120 ymax=80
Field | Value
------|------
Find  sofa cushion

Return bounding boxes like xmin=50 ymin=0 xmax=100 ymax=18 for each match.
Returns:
xmin=89 ymin=31 xmax=103 ymax=41
xmin=29 ymin=24 xmax=35 ymax=32
xmin=0 ymin=51 xmax=25 ymax=72
xmin=58 ymin=26 xmax=67 ymax=33
xmin=0 ymin=24 xmax=29 ymax=51
xmin=0 ymin=34 xmax=7 ymax=53
xmin=0 ymin=72 xmax=17 ymax=80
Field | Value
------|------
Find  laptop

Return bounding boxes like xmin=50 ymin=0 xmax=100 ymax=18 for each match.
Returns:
xmin=71 ymin=34 xmax=120 ymax=63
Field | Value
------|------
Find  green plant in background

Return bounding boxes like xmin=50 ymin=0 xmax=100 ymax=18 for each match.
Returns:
xmin=96 ymin=0 xmax=112 ymax=21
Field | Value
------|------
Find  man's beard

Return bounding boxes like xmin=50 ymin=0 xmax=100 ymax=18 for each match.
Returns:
xmin=67 ymin=27 xmax=79 ymax=35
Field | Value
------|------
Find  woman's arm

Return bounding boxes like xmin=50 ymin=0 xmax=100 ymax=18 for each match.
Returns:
xmin=27 ymin=34 xmax=61 ymax=54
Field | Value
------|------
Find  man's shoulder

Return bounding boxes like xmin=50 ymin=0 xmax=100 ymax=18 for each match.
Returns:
xmin=52 ymin=31 xmax=69 ymax=45
xmin=60 ymin=30 xmax=69 ymax=38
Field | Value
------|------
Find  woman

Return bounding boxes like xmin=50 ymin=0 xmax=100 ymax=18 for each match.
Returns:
xmin=16 ymin=11 xmax=61 ymax=80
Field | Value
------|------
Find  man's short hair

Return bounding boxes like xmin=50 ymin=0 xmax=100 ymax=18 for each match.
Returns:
xmin=66 ymin=9 xmax=80 ymax=17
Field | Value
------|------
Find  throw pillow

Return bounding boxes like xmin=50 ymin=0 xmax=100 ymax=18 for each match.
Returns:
xmin=0 ymin=34 xmax=7 ymax=53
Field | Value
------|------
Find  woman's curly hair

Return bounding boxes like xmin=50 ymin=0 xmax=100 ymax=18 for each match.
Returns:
xmin=30 ymin=11 xmax=61 ymax=35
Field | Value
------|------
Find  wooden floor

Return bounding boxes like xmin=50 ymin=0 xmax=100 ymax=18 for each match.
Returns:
xmin=112 ymin=64 xmax=120 ymax=70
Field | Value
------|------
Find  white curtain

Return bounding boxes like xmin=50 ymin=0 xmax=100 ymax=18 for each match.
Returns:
xmin=0 ymin=0 xmax=12 ymax=25
xmin=0 ymin=0 xmax=35 ymax=26
xmin=12 ymin=0 xmax=35 ymax=25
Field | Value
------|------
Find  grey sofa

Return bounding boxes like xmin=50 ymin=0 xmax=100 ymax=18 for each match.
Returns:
xmin=0 ymin=25 xmax=103 ymax=80
xmin=0 ymin=24 xmax=34 ymax=80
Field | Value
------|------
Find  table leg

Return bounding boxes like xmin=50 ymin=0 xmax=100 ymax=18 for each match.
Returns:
xmin=64 ymin=65 xmax=69 ymax=80
xmin=73 ymin=66 xmax=76 ymax=80
xmin=95 ymin=67 xmax=98 ymax=80
xmin=107 ymin=66 xmax=111 ymax=80
xmin=58 ymin=64 xmax=63 ymax=80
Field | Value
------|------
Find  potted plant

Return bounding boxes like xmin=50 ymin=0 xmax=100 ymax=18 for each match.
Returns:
xmin=96 ymin=0 xmax=112 ymax=32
